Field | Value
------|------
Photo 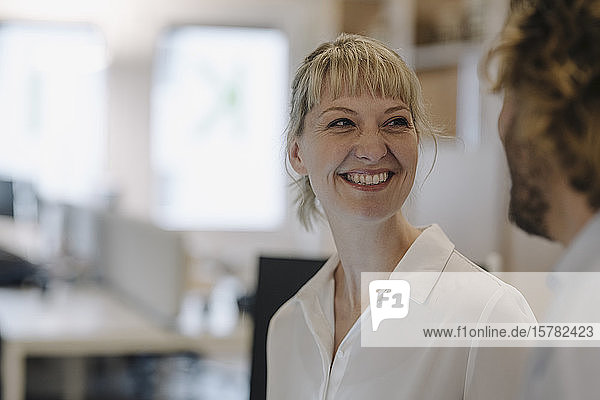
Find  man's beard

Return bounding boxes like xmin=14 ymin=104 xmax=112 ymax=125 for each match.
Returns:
xmin=504 ymin=122 xmax=553 ymax=240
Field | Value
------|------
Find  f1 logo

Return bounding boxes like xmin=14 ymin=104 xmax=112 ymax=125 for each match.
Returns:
xmin=369 ymin=280 xmax=410 ymax=331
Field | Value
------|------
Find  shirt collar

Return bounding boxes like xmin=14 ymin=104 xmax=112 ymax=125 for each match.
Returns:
xmin=295 ymin=253 xmax=338 ymax=319
xmin=389 ymin=224 xmax=455 ymax=304
xmin=295 ymin=224 xmax=455 ymax=307
xmin=293 ymin=254 xmax=338 ymax=355
xmin=552 ymin=211 xmax=600 ymax=274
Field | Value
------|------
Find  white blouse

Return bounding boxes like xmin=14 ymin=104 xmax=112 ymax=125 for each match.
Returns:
xmin=267 ymin=225 xmax=536 ymax=400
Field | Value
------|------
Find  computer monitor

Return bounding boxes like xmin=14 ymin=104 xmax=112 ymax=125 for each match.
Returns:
xmin=249 ymin=256 xmax=326 ymax=400
xmin=0 ymin=179 xmax=14 ymax=217
xmin=63 ymin=204 xmax=100 ymax=274
xmin=96 ymin=212 xmax=186 ymax=328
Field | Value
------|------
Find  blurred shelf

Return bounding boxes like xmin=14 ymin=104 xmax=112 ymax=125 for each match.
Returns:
xmin=415 ymin=40 xmax=482 ymax=70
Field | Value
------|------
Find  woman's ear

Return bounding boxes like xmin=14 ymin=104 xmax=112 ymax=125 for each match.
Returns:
xmin=288 ymin=139 xmax=307 ymax=175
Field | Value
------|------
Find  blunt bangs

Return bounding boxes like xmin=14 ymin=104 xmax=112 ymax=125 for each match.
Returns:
xmin=303 ymin=42 xmax=420 ymax=115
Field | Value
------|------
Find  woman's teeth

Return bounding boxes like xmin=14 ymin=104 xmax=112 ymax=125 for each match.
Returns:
xmin=344 ymin=172 xmax=390 ymax=185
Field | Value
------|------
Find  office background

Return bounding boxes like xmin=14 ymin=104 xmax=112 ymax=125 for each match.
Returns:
xmin=0 ymin=0 xmax=562 ymax=399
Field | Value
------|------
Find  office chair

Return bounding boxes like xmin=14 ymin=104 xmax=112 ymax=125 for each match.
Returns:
xmin=0 ymin=249 xmax=46 ymax=288
xmin=249 ymin=256 xmax=327 ymax=400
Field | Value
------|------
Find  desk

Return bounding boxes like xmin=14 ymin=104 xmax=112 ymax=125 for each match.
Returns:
xmin=0 ymin=285 xmax=251 ymax=400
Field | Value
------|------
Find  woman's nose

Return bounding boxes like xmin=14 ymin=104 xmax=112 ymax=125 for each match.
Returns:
xmin=353 ymin=131 xmax=388 ymax=162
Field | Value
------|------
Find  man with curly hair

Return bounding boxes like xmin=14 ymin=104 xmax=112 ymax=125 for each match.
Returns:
xmin=487 ymin=0 xmax=600 ymax=397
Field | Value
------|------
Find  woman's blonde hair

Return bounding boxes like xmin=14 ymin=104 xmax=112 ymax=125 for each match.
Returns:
xmin=286 ymin=33 xmax=436 ymax=230
xmin=485 ymin=0 xmax=600 ymax=209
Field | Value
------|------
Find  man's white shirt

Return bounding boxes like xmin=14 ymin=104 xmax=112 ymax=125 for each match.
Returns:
xmin=522 ymin=212 xmax=600 ymax=399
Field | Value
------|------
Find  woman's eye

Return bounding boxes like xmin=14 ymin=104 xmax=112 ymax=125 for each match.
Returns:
xmin=328 ymin=118 xmax=355 ymax=128
xmin=386 ymin=117 xmax=410 ymax=128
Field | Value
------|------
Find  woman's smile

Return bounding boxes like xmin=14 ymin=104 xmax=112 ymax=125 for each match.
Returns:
xmin=338 ymin=170 xmax=395 ymax=192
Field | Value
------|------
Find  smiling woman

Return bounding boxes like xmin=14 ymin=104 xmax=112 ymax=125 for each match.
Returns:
xmin=285 ymin=34 xmax=431 ymax=230
xmin=290 ymin=92 xmax=418 ymax=223
xmin=266 ymin=33 xmax=537 ymax=400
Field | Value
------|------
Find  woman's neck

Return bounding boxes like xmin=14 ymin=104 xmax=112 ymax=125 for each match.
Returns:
xmin=328 ymin=213 xmax=421 ymax=310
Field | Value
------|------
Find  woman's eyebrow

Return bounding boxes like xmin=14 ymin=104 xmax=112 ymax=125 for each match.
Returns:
xmin=384 ymin=106 xmax=410 ymax=114
xmin=319 ymin=106 xmax=357 ymax=117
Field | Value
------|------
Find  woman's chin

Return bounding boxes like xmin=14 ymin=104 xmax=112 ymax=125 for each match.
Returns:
xmin=331 ymin=205 xmax=401 ymax=225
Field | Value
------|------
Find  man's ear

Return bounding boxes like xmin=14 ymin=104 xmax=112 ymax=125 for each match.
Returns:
xmin=288 ymin=139 xmax=307 ymax=175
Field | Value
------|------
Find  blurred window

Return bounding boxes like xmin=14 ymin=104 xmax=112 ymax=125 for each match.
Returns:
xmin=151 ymin=26 xmax=288 ymax=231
xmin=0 ymin=23 xmax=107 ymax=203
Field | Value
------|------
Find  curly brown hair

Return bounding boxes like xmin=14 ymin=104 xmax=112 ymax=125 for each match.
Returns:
xmin=486 ymin=0 xmax=600 ymax=210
